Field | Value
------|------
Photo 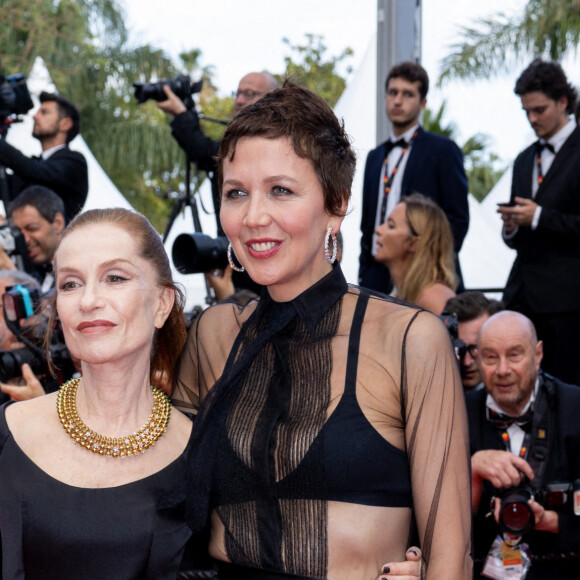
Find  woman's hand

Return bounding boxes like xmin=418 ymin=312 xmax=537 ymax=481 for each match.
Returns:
xmin=377 ymin=547 xmax=422 ymax=579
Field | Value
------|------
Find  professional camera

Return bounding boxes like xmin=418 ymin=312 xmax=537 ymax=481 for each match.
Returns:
xmin=440 ymin=311 xmax=467 ymax=362
xmin=0 ymin=224 xmax=26 ymax=258
xmin=0 ymin=284 xmax=74 ymax=384
xmin=133 ymin=75 xmax=203 ymax=108
xmin=498 ymin=482 xmax=573 ymax=536
xmin=172 ymin=233 xmax=229 ymax=274
xmin=0 ymin=72 xmax=34 ymax=120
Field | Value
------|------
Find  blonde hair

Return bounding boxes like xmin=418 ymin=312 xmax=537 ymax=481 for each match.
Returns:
xmin=397 ymin=193 xmax=458 ymax=304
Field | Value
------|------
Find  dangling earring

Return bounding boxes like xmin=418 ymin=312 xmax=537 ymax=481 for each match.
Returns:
xmin=227 ymin=243 xmax=245 ymax=272
xmin=324 ymin=227 xmax=338 ymax=264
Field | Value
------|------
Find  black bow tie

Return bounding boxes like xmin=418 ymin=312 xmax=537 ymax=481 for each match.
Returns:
xmin=536 ymin=140 xmax=555 ymax=154
xmin=486 ymin=407 xmax=534 ymax=431
xmin=385 ymin=137 xmax=408 ymax=155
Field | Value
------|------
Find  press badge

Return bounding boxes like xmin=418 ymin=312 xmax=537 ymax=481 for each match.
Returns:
xmin=481 ymin=535 xmax=531 ymax=579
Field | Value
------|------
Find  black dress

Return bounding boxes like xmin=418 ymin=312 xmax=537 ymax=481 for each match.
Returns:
xmin=0 ymin=403 xmax=193 ymax=579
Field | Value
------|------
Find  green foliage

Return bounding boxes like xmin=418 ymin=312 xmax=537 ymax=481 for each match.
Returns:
xmin=423 ymin=101 xmax=506 ymax=201
xmin=0 ymin=2 xmax=354 ymax=230
xmin=439 ymin=0 xmax=580 ymax=83
xmin=276 ymin=34 xmax=353 ymax=108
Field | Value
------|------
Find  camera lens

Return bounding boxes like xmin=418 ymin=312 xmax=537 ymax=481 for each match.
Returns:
xmin=499 ymin=489 xmax=535 ymax=535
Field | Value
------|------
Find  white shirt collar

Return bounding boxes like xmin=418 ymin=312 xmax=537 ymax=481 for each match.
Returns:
xmin=390 ymin=123 xmax=419 ymax=144
xmin=41 ymin=144 xmax=66 ymax=160
xmin=542 ymin=117 xmax=577 ymax=153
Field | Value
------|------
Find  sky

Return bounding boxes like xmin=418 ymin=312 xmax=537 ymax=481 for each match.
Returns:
xmin=122 ymin=0 xmax=578 ymax=165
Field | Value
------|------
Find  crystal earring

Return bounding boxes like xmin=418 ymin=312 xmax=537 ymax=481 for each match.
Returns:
xmin=324 ymin=227 xmax=338 ymax=264
xmin=227 ymin=242 xmax=245 ymax=272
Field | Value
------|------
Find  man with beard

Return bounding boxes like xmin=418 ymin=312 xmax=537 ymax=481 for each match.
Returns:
xmin=0 ymin=92 xmax=88 ymax=223
xmin=467 ymin=311 xmax=580 ymax=579
xmin=359 ymin=61 xmax=468 ymax=293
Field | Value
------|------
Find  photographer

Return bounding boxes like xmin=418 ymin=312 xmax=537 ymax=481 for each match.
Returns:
xmin=0 ymin=92 xmax=87 ymax=223
xmin=157 ymin=72 xmax=277 ymax=235
xmin=7 ymin=185 xmax=65 ymax=290
xmin=467 ymin=311 xmax=580 ymax=579
xmin=0 ymin=269 xmax=45 ymax=402
xmin=443 ymin=291 xmax=504 ymax=391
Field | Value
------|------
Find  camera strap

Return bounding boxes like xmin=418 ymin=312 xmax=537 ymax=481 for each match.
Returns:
xmin=526 ymin=374 xmax=556 ymax=491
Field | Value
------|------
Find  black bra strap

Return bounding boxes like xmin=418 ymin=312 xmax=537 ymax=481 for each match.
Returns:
xmin=344 ymin=291 xmax=370 ymax=396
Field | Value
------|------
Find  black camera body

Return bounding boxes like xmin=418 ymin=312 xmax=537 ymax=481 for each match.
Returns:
xmin=0 ymin=284 xmax=74 ymax=385
xmin=0 ymin=73 xmax=34 ymax=120
xmin=133 ymin=75 xmax=203 ymax=109
xmin=498 ymin=482 xmax=572 ymax=536
xmin=440 ymin=312 xmax=467 ymax=362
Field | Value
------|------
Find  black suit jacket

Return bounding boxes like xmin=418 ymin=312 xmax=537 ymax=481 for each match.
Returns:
xmin=0 ymin=140 xmax=88 ymax=223
xmin=358 ymin=127 xmax=469 ymax=292
xmin=503 ymin=126 xmax=580 ymax=313
xmin=466 ymin=373 xmax=580 ymax=579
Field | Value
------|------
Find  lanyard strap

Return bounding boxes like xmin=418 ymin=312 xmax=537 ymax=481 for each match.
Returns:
xmin=379 ymin=129 xmax=418 ymax=224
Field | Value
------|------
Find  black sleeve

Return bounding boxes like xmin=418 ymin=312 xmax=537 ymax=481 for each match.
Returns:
xmin=170 ymin=111 xmax=220 ymax=174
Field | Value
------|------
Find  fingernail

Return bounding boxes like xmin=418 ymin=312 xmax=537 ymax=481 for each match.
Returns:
xmin=382 ymin=566 xmax=390 ymax=574
xmin=407 ymin=549 xmax=418 ymax=556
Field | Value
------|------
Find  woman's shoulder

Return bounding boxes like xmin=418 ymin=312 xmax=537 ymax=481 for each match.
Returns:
xmin=194 ymin=297 xmax=258 ymax=336
xmin=415 ymin=283 xmax=456 ymax=315
xmin=5 ymin=392 xmax=59 ymax=436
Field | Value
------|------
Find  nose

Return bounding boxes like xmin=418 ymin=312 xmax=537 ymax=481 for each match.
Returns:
xmin=375 ymin=223 xmax=386 ymax=236
xmin=243 ymin=194 xmax=270 ymax=228
xmin=496 ymin=356 xmax=511 ymax=376
xmin=79 ymin=281 xmax=104 ymax=312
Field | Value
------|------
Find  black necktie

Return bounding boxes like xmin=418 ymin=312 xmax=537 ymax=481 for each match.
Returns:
xmin=486 ymin=407 xmax=534 ymax=431
xmin=385 ymin=137 xmax=408 ymax=155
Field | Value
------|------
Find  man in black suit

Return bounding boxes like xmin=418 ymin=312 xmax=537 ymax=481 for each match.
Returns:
xmin=498 ymin=59 xmax=580 ymax=385
xmin=0 ymin=91 xmax=87 ymax=223
xmin=467 ymin=311 xmax=580 ymax=579
xmin=359 ymin=61 xmax=469 ymax=293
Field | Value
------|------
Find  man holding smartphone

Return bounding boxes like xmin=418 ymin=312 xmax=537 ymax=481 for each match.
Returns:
xmin=497 ymin=59 xmax=580 ymax=385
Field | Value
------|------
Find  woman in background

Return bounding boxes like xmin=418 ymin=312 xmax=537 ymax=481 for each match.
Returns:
xmin=374 ymin=193 xmax=457 ymax=314
xmin=174 ymin=82 xmax=471 ymax=579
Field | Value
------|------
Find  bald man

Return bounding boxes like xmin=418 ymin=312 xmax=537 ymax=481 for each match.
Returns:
xmin=157 ymin=71 xmax=278 ymax=236
xmin=466 ymin=311 xmax=580 ymax=579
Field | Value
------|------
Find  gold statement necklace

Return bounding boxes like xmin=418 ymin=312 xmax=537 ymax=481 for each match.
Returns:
xmin=57 ymin=378 xmax=171 ymax=459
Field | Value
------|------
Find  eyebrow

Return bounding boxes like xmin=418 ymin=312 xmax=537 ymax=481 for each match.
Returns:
xmin=57 ymin=258 xmax=135 ymax=274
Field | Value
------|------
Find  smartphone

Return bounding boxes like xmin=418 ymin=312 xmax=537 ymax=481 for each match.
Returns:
xmin=497 ymin=202 xmax=516 ymax=207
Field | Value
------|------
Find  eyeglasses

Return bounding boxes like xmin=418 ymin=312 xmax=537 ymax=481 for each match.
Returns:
xmin=464 ymin=344 xmax=478 ymax=358
xmin=232 ymin=89 xmax=266 ymax=100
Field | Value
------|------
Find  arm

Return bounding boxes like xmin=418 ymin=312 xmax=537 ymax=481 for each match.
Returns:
xmin=435 ymin=140 xmax=469 ymax=252
xmin=402 ymin=312 xmax=472 ymax=578
xmin=0 ymin=140 xmax=87 ymax=199
xmin=414 ymin=284 xmax=455 ymax=316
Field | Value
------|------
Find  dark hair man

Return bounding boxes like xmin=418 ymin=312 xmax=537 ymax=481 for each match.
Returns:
xmin=444 ymin=291 xmax=504 ymax=390
xmin=0 ymin=92 xmax=88 ymax=223
xmin=497 ymin=59 xmax=580 ymax=385
xmin=467 ymin=311 xmax=580 ymax=579
xmin=157 ymin=72 xmax=278 ymax=236
xmin=8 ymin=186 xmax=65 ymax=291
xmin=359 ymin=61 xmax=469 ymax=294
